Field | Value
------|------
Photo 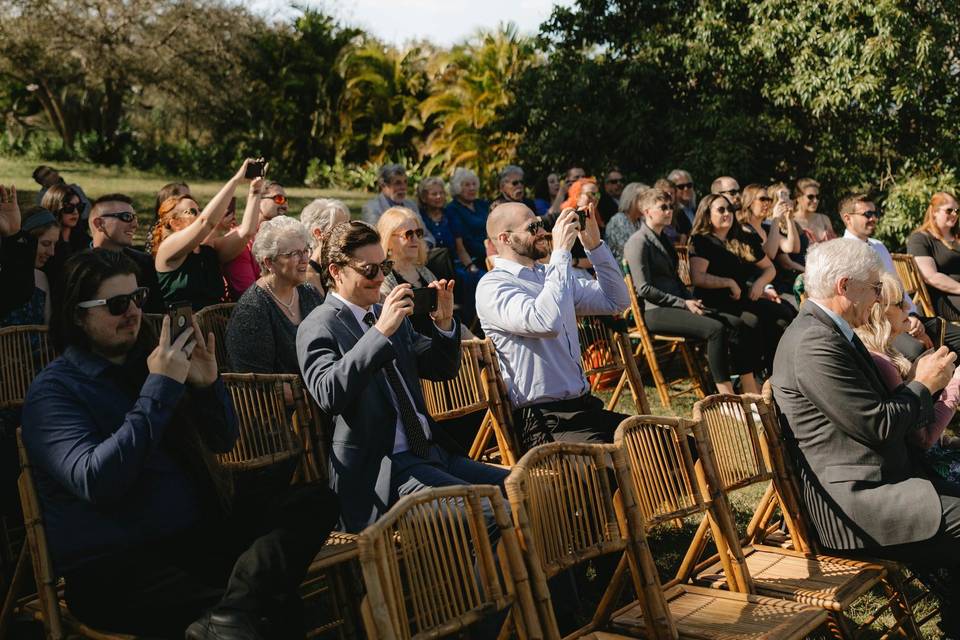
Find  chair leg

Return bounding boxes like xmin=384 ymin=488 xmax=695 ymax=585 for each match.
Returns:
xmin=0 ymin=545 xmax=26 ymax=639
xmin=678 ymin=342 xmax=706 ymax=399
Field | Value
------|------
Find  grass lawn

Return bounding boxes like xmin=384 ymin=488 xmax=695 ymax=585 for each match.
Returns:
xmin=0 ymin=157 xmax=370 ymax=246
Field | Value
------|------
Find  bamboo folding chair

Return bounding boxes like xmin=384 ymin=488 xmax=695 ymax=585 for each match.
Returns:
xmin=760 ymin=383 xmax=937 ymax=638
xmin=622 ymin=271 xmax=707 ymax=409
xmin=357 ymin=484 xmax=544 ymax=639
xmin=0 ymin=325 xmax=56 ymax=411
xmin=891 ymin=254 xmax=937 ymax=318
xmin=195 ymin=302 xmax=236 ymax=373
xmin=691 ymin=395 xmax=915 ymax=638
xmin=576 ymin=316 xmax=650 ymax=415
xmin=10 ymin=430 xmax=139 ymax=639
xmin=419 ymin=339 xmax=520 ymax=465
xmin=505 ymin=440 xmax=826 ymax=640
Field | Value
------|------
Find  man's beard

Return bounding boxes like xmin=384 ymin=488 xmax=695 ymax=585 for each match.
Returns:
xmin=513 ymin=234 xmax=550 ymax=261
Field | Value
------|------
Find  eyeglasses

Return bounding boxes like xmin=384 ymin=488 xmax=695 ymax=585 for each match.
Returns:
xmin=347 ymin=259 xmax=394 ymax=280
xmin=508 ymin=180 xmax=524 ymax=187
xmin=100 ymin=211 xmax=136 ymax=223
xmin=714 ymin=206 xmax=732 ymax=215
xmin=857 ymin=209 xmax=882 ymax=220
xmin=654 ymin=204 xmax=672 ymax=213
xmin=507 ymin=219 xmax=545 ymax=235
xmin=77 ymin=287 xmax=149 ymax=315
xmin=805 ymin=194 xmax=819 ymax=201
xmin=395 ymin=228 xmax=425 ymax=241
xmin=59 ymin=202 xmax=81 ymax=215
xmin=849 ymin=279 xmax=882 ymax=298
xmin=177 ymin=207 xmax=201 ymax=218
xmin=719 ymin=188 xmax=740 ymax=197
xmin=277 ymin=248 xmax=310 ymax=260
xmin=675 ymin=182 xmax=694 ymax=190
xmin=263 ymin=194 xmax=287 ymax=205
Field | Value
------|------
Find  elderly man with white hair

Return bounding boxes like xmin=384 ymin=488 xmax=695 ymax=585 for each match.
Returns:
xmin=301 ymin=198 xmax=350 ymax=293
xmin=772 ymin=238 xmax=960 ymax=635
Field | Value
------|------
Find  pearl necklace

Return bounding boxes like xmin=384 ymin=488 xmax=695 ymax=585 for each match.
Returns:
xmin=265 ymin=278 xmax=296 ymax=312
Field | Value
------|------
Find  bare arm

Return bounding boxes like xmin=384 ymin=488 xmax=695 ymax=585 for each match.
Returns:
xmin=915 ymin=255 xmax=960 ymax=295
xmin=781 ymin=216 xmax=800 ymax=253
xmin=156 ymin=159 xmax=254 ymax=271
xmin=775 ymin=251 xmax=805 ymax=273
xmin=212 ymin=178 xmax=263 ymax=263
xmin=762 ymin=223 xmax=781 ymax=260
xmin=689 ymin=256 xmax=736 ymax=289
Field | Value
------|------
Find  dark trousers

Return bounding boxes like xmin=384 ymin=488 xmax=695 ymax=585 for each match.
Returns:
xmin=64 ymin=482 xmax=339 ymax=639
xmin=644 ymin=306 xmax=761 ymax=382
xmin=894 ymin=316 xmax=960 ymax=360
xmin=514 ymin=393 xmax=628 ymax=453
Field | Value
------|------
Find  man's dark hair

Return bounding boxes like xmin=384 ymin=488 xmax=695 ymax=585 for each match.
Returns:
xmin=838 ymin=192 xmax=873 ymax=219
xmin=32 ymin=165 xmax=54 ymax=183
xmin=93 ymin=193 xmax=134 ymax=207
xmin=50 ymin=249 xmax=141 ymax=352
xmin=319 ymin=221 xmax=381 ymax=290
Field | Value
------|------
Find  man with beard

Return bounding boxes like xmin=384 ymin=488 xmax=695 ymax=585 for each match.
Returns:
xmin=711 ymin=176 xmax=742 ymax=212
xmin=476 ymin=202 xmax=631 ymax=452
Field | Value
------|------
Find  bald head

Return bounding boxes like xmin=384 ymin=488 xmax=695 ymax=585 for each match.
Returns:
xmin=486 ymin=202 xmax=533 ymax=241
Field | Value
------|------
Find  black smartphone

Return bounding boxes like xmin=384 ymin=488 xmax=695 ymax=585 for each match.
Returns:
xmin=576 ymin=208 xmax=589 ymax=229
xmin=411 ymin=287 xmax=438 ymax=316
xmin=167 ymin=301 xmax=194 ymax=341
xmin=244 ymin=160 xmax=265 ymax=180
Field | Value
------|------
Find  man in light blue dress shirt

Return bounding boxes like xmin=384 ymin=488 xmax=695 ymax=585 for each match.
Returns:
xmin=476 ymin=202 xmax=632 ymax=452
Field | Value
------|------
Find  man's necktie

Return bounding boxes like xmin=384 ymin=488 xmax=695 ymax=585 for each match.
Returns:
xmin=363 ymin=312 xmax=431 ymax=458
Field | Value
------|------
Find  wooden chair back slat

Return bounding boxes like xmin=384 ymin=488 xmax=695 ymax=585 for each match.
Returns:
xmin=0 ymin=325 xmax=56 ymax=410
xmin=692 ymin=395 xmax=770 ymax=492
xmin=195 ymin=303 xmax=236 ymax=373
xmin=505 ymin=441 xmax=677 ymax=640
xmin=357 ymin=485 xmax=543 ymax=640
xmin=891 ymin=253 xmax=936 ymax=317
xmin=219 ymin=373 xmax=303 ymax=472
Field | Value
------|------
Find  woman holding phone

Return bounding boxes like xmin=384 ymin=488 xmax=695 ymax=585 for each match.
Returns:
xmin=152 ymin=159 xmax=263 ymax=310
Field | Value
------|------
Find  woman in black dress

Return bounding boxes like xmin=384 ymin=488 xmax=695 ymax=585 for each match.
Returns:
xmin=908 ymin=191 xmax=960 ymax=320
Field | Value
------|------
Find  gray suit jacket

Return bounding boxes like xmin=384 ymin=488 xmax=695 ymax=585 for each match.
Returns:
xmin=296 ymin=294 xmax=460 ymax=532
xmin=623 ymin=222 xmax=692 ymax=312
xmin=771 ymin=301 xmax=941 ymax=550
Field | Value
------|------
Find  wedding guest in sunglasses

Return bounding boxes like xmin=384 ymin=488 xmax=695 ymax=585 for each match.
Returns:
xmin=0 ymin=207 xmax=58 ymax=327
xmin=361 ymin=164 xmax=425 ymax=229
xmin=22 ymin=248 xmax=336 ymax=639
xmin=490 ymin=165 xmax=536 ymax=211
xmin=151 ymin=159 xmax=263 ymax=310
xmin=226 ymin=216 xmax=322 ymax=375
xmin=667 ymin=168 xmax=697 ymax=226
xmin=793 ymin=177 xmax=836 ymax=243
xmin=477 ymin=202 xmax=631 ymax=452
xmin=597 ymin=168 xmax=625 ymax=226
xmin=907 ymin=191 xmax=960 ymax=321
xmin=690 ymin=193 xmax=797 ymax=373
xmin=258 ymin=181 xmax=288 ymax=220
xmin=144 ymin=182 xmax=190 ymax=254
xmin=89 ymin=194 xmax=165 ymax=313
xmin=709 ymin=175 xmax=743 ymax=211
xmin=298 ymin=220 xmax=505 ymax=534
xmin=41 ymin=184 xmax=92 ymax=292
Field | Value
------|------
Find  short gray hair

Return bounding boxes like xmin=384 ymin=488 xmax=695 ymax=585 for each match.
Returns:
xmin=251 ymin=215 xmax=314 ymax=269
xmin=417 ymin=176 xmax=446 ymax=202
xmin=619 ymin=182 xmax=649 ymax=213
xmin=300 ymin=198 xmax=349 ymax=236
xmin=449 ymin=168 xmax=479 ymax=197
xmin=498 ymin=165 xmax=524 ymax=186
xmin=805 ymin=238 xmax=882 ymax=299
xmin=377 ymin=163 xmax=406 ymax=188
xmin=667 ymin=169 xmax=691 ymax=185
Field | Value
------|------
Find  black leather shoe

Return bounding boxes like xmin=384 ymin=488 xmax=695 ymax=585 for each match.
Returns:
xmin=184 ymin=611 xmax=264 ymax=640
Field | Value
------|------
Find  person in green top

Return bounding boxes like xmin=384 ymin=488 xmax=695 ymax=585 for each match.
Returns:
xmin=151 ymin=160 xmax=263 ymax=310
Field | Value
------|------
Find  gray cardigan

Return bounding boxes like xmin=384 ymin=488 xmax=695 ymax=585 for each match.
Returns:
xmin=623 ymin=222 xmax=692 ymax=311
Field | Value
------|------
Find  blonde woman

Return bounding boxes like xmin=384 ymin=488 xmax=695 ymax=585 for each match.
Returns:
xmin=855 ymin=272 xmax=960 ymax=482
xmin=792 ymin=177 xmax=835 ymax=243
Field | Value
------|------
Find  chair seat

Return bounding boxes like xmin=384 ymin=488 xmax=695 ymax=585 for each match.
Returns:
xmin=612 ymin=584 xmax=827 ymax=640
xmin=694 ymin=545 xmax=886 ymax=611
xmin=627 ymin=329 xmax=685 ymax=344
xmin=21 ymin=598 xmax=141 ymax=639
xmin=309 ymin=532 xmax=358 ymax=571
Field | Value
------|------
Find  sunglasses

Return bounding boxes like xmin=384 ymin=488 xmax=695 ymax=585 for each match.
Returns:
xmin=858 ymin=209 xmax=882 ymax=220
xmin=508 ymin=219 xmax=545 ymax=235
xmin=714 ymin=206 xmax=732 ymax=215
xmin=77 ymin=287 xmax=149 ymax=316
xmin=263 ymin=194 xmax=287 ymax=205
xmin=675 ymin=182 xmax=694 ymax=190
xmin=805 ymin=194 xmax=819 ymax=201
xmin=758 ymin=196 xmax=773 ymax=203
xmin=653 ymin=204 xmax=672 ymax=213
xmin=395 ymin=228 xmax=425 ymax=241
xmin=850 ymin=279 xmax=882 ymax=297
xmin=277 ymin=248 xmax=310 ymax=260
xmin=100 ymin=211 xmax=136 ymax=223
xmin=59 ymin=202 xmax=82 ymax=215
xmin=177 ymin=207 xmax=201 ymax=218
xmin=720 ymin=188 xmax=740 ymax=197
xmin=606 ymin=178 xmax=624 ymax=185
xmin=508 ymin=179 xmax=524 ymax=187
xmin=348 ymin=259 xmax=394 ymax=280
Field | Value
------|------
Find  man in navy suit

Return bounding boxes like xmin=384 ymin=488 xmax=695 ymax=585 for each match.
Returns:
xmin=297 ymin=220 xmax=507 ymax=533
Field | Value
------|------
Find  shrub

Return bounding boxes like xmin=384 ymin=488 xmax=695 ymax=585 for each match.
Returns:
xmin=875 ymin=164 xmax=958 ymax=252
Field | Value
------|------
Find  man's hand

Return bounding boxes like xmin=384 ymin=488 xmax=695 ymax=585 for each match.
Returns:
xmin=684 ymin=299 xmax=705 ymax=315
xmin=185 ymin=319 xmax=218 ymax=387
xmin=914 ymin=346 xmax=957 ymax=395
xmin=374 ymin=284 xmax=414 ymax=337
xmin=428 ymin=279 xmax=455 ymax=331
xmin=726 ymin=279 xmax=741 ymax=300
xmin=0 ymin=184 xmax=20 ymax=237
xmin=147 ymin=316 xmax=194 ymax=384
xmin=578 ymin=200 xmax=602 ymax=251
xmin=553 ymin=209 xmax=580 ymax=253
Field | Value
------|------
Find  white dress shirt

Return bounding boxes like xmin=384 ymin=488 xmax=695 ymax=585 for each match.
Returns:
xmin=842 ymin=229 xmax=918 ymax=315
xmin=476 ymin=242 xmax=631 ymax=408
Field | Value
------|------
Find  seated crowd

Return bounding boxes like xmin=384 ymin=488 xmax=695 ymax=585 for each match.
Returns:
xmin=6 ymin=157 xmax=960 ymax=639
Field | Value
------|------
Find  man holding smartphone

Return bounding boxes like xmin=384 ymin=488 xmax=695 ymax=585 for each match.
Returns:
xmin=476 ymin=202 xmax=632 ymax=452
xmin=23 ymin=249 xmax=337 ymax=639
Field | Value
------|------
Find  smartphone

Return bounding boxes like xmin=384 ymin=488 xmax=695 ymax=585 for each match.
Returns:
xmin=167 ymin=301 xmax=194 ymax=341
xmin=411 ymin=287 xmax=438 ymax=316
xmin=244 ymin=160 xmax=265 ymax=180
xmin=576 ymin=208 xmax=589 ymax=230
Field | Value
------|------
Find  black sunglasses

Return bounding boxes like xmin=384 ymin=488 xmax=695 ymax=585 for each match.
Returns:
xmin=59 ymin=202 xmax=82 ymax=215
xmin=507 ymin=219 xmax=545 ymax=235
xmin=77 ymin=287 xmax=149 ymax=316
xmin=675 ymin=182 xmax=694 ymax=190
xmin=100 ymin=211 xmax=136 ymax=223
xmin=758 ymin=196 xmax=773 ymax=203
xmin=859 ymin=209 xmax=882 ymax=220
xmin=348 ymin=259 xmax=394 ymax=280
xmin=396 ymin=228 xmax=425 ymax=241
xmin=720 ymin=188 xmax=741 ymax=197
xmin=508 ymin=179 xmax=524 ymax=187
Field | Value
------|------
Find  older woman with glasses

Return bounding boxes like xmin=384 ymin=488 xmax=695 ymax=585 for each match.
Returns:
xmin=152 ymin=160 xmax=262 ymax=310
xmin=793 ymin=177 xmax=835 ymax=243
xmin=226 ymin=216 xmax=322 ymax=374
xmin=444 ymin=168 xmax=490 ymax=268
